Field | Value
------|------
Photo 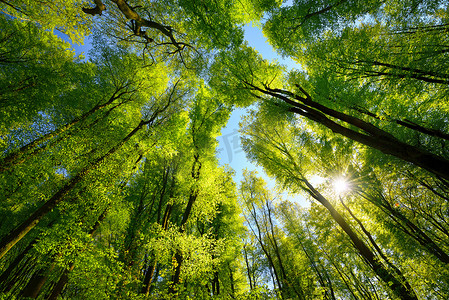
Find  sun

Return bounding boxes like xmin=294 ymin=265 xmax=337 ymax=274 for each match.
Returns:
xmin=333 ymin=178 xmax=349 ymax=194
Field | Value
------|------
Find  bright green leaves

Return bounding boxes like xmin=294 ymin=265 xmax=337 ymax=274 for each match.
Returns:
xmin=177 ymin=0 xmax=245 ymax=49
xmin=0 ymin=15 xmax=88 ymax=137
xmin=210 ymin=44 xmax=286 ymax=107
xmin=240 ymin=107 xmax=314 ymax=193
xmin=0 ymin=0 xmax=93 ymax=44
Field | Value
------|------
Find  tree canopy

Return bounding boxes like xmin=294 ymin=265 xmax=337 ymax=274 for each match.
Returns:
xmin=1 ymin=0 xmax=448 ymax=299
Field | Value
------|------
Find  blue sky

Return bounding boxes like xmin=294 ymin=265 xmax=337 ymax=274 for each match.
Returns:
xmin=216 ymin=23 xmax=312 ymax=206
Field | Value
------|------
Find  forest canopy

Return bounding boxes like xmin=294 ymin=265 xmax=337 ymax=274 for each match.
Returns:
xmin=0 ymin=0 xmax=449 ymax=299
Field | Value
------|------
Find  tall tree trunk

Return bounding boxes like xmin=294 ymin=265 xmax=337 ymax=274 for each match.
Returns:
xmin=247 ymin=202 xmax=283 ymax=294
xmin=20 ymin=261 xmax=56 ymax=298
xmin=0 ymin=85 xmax=131 ymax=172
xmin=243 ymin=243 xmax=253 ymax=290
xmin=282 ymin=213 xmax=336 ymax=300
xmin=0 ymin=118 xmax=152 ymax=259
xmin=265 ymin=200 xmax=303 ymax=299
xmin=141 ymin=259 xmax=157 ymax=296
xmin=248 ymin=83 xmax=449 ymax=181
xmin=46 ymin=264 xmax=75 ymax=300
xmin=0 ymin=239 xmax=36 ymax=292
xmin=360 ymin=190 xmax=449 ymax=264
xmin=302 ymin=178 xmax=418 ymax=300
xmin=211 ymin=271 xmax=219 ymax=295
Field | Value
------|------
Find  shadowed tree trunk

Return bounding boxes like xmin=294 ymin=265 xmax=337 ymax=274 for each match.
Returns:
xmin=359 ymin=190 xmax=449 ymax=264
xmin=0 ymin=84 xmax=133 ymax=172
xmin=246 ymin=82 xmax=449 ymax=181
xmin=301 ymin=177 xmax=418 ymax=300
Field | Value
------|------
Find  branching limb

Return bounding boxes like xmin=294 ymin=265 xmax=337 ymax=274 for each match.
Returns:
xmin=82 ymin=0 xmax=106 ymax=15
xmin=83 ymin=0 xmax=195 ymax=57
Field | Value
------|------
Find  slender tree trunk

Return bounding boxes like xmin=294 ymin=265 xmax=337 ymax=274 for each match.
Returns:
xmin=0 ymin=86 xmax=131 ymax=172
xmin=2 ymin=258 xmax=35 ymax=293
xmin=360 ymin=191 xmax=449 ymax=264
xmin=46 ymin=264 xmax=75 ymax=300
xmin=302 ymin=178 xmax=418 ymax=300
xmin=243 ymin=243 xmax=253 ymax=290
xmin=293 ymin=0 xmax=347 ymax=29
xmin=350 ymin=104 xmax=449 ymax=141
xmin=320 ymin=245 xmax=364 ymax=300
xmin=248 ymin=202 xmax=283 ymax=294
xmin=249 ymin=83 xmax=449 ymax=181
xmin=0 ymin=239 xmax=36 ymax=291
xmin=265 ymin=200 xmax=303 ymax=299
xmin=285 ymin=221 xmax=336 ymax=300
xmin=339 ymin=198 xmax=416 ymax=296
xmin=0 ymin=119 xmax=151 ymax=259
xmin=141 ymin=259 xmax=157 ymax=296
xmin=354 ymin=59 xmax=449 ymax=83
xmin=20 ymin=261 xmax=56 ymax=298
xmin=211 ymin=271 xmax=219 ymax=295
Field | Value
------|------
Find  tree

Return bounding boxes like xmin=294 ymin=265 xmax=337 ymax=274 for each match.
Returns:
xmin=240 ymin=171 xmax=310 ymax=299
xmin=240 ymin=110 xmax=421 ymax=299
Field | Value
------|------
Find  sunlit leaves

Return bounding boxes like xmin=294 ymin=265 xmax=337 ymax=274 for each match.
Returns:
xmin=209 ymin=44 xmax=286 ymax=107
xmin=0 ymin=0 xmax=93 ymax=44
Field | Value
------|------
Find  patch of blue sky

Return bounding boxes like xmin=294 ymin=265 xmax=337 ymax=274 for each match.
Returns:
xmin=54 ymin=29 xmax=93 ymax=60
xmin=216 ymin=24 xmax=309 ymax=206
xmin=243 ymin=23 xmax=298 ymax=69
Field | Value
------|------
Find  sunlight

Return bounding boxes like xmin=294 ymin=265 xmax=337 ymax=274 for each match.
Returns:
xmin=333 ymin=178 xmax=349 ymax=194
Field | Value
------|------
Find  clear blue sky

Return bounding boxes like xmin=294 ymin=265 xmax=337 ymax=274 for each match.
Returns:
xmin=216 ymin=23 xmax=311 ymax=206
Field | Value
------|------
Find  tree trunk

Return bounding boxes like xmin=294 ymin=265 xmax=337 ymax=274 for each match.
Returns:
xmin=46 ymin=207 xmax=109 ymax=300
xmin=211 ymin=271 xmax=219 ymax=295
xmin=0 ymin=85 xmax=131 ymax=172
xmin=141 ymin=259 xmax=157 ymax=296
xmin=46 ymin=264 xmax=75 ymax=300
xmin=243 ymin=243 xmax=253 ymax=290
xmin=360 ymin=191 xmax=449 ymax=264
xmin=0 ymin=240 xmax=36 ymax=292
xmin=339 ymin=198 xmax=416 ymax=297
xmin=302 ymin=178 xmax=418 ymax=300
xmin=265 ymin=200 xmax=303 ymax=299
xmin=249 ymin=84 xmax=449 ymax=181
xmin=0 ymin=119 xmax=148 ymax=259
xmin=20 ymin=262 xmax=56 ymax=298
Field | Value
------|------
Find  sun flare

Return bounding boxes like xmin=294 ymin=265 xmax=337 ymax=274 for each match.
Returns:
xmin=333 ymin=178 xmax=349 ymax=194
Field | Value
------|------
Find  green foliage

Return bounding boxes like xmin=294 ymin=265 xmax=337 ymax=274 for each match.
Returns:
xmin=1 ymin=0 xmax=449 ymax=299
xmin=0 ymin=0 xmax=93 ymax=44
